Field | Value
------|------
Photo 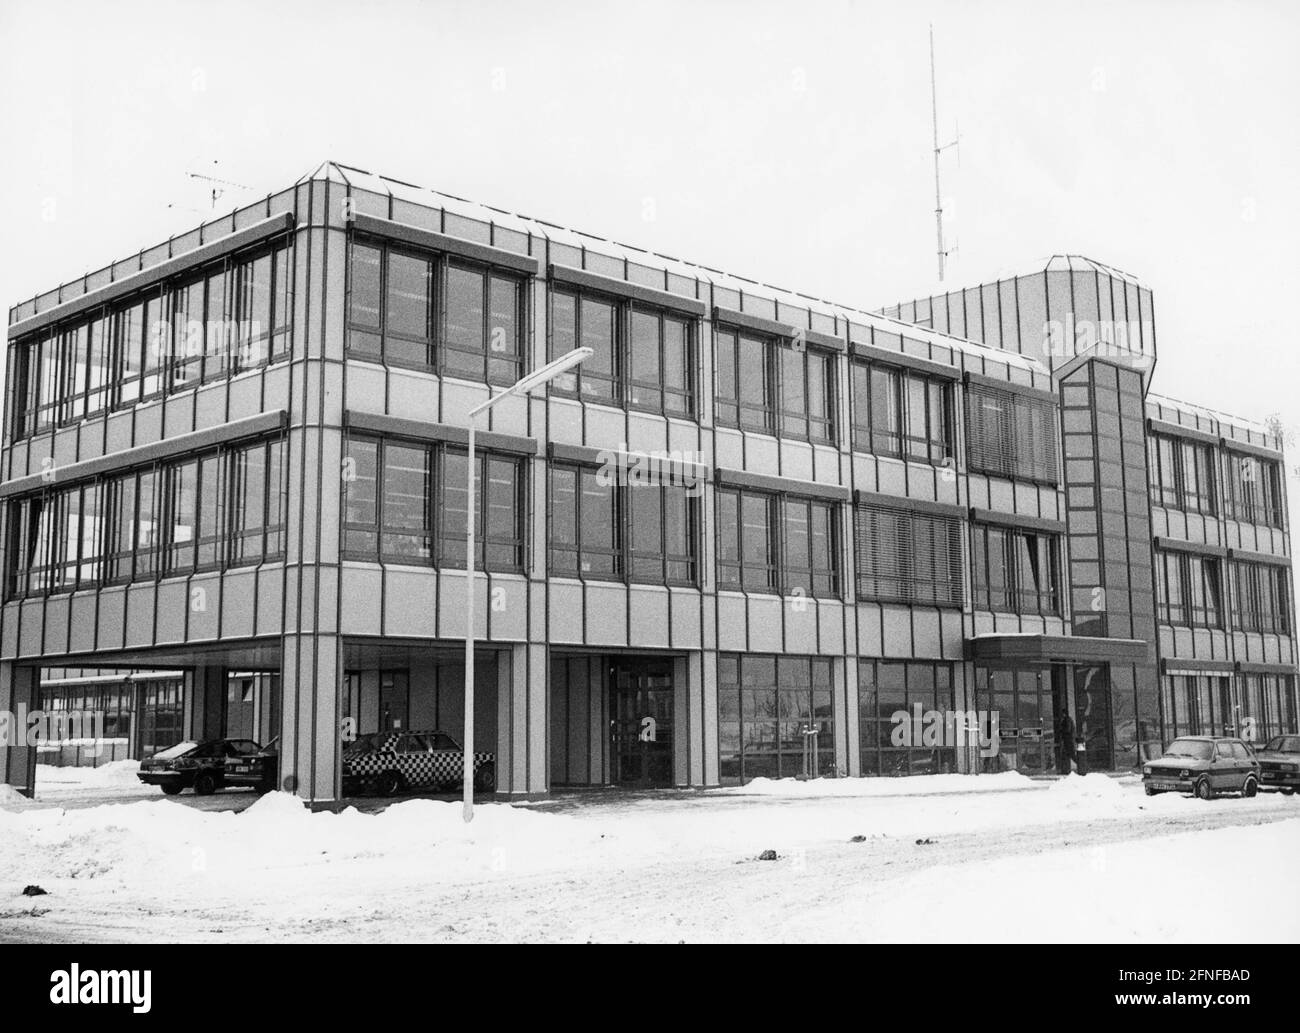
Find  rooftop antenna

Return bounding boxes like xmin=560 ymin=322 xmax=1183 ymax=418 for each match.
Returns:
xmin=182 ymin=160 xmax=252 ymax=211
xmin=930 ymin=24 xmax=959 ymax=282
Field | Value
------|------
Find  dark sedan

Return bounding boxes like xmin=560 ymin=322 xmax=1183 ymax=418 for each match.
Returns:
xmin=1253 ymin=734 xmax=1300 ymax=794
xmin=222 ymin=737 xmax=280 ymax=793
xmin=137 ymin=738 xmax=264 ymax=796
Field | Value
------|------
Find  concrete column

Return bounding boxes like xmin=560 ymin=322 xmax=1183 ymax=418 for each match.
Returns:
xmin=279 ymin=632 xmax=343 ymax=802
xmin=702 ymin=649 xmax=722 ymax=790
xmin=842 ymin=655 xmax=860 ymax=777
xmin=184 ymin=665 xmax=227 ymax=741
xmin=0 ymin=662 xmax=38 ymax=797
xmin=497 ymin=642 xmax=548 ymax=797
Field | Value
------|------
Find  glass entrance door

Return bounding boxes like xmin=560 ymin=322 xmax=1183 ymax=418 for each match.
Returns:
xmin=610 ymin=658 xmax=674 ymax=786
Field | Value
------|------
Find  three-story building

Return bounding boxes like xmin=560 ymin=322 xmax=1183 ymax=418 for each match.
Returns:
xmin=1 ymin=163 xmax=1294 ymax=803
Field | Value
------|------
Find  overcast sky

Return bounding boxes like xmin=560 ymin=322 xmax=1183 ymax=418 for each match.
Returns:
xmin=2 ymin=0 xmax=1297 ymax=435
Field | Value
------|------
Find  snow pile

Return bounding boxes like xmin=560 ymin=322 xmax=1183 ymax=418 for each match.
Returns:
xmin=37 ymin=759 xmax=142 ymax=789
xmin=1047 ymin=772 xmax=1131 ymax=806
xmin=0 ymin=785 xmax=28 ymax=806
xmin=714 ymin=771 xmax=1037 ymax=798
xmin=0 ymin=793 xmax=655 ymax=894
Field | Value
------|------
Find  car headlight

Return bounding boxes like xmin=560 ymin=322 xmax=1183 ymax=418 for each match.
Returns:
xmin=1284 ymin=763 xmax=1299 ymax=773
xmin=1180 ymin=769 xmax=1190 ymax=778
xmin=1144 ymin=766 xmax=1153 ymax=776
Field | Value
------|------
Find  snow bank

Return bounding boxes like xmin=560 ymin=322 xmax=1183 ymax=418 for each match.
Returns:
xmin=713 ymin=771 xmax=1037 ymax=798
xmin=0 ymin=785 xmax=27 ymax=805
xmin=36 ymin=759 xmax=141 ymax=789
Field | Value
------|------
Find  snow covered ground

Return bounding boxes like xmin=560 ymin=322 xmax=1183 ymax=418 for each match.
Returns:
xmin=1 ymin=772 xmax=1296 ymax=942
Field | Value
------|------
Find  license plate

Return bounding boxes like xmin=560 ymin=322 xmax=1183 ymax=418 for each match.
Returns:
xmin=231 ymin=764 xmax=252 ymax=774
xmin=1262 ymin=772 xmax=1281 ymax=781
xmin=1149 ymin=780 xmax=1180 ymax=790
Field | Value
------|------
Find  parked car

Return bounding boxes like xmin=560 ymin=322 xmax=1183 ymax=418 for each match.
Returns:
xmin=1142 ymin=735 xmax=1259 ymax=800
xmin=137 ymin=738 xmax=264 ymax=796
xmin=223 ymin=737 xmax=280 ymax=793
xmin=1253 ymin=734 xmax=1300 ymax=795
xmin=341 ymin=730 xmax=495 ymax=797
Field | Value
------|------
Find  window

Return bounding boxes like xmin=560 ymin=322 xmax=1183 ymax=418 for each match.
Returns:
xmin=855 ymin=505 xmax=963 ymax=605
xmin=547 ymin=463 xmax=698 ymax=585
xmin=7 ymin=242 xmax=292 ymax=441
xmin=163 ymin=460 xmax=198 ymax=574
xmin=347 ymin=239 xmax=524 ymax=383
xmin=966 ymin=383 xmax=1058 ymax=483
xmin=717 ymin=487 xmax=839 ymax=596
xmin=1233 ymin=561 xmax=1290 ymax=634
xmin=715 ymin=328 xmax=776 ymax=432
xmin=1147 ymin=433 xmax=1216 ymax=515
xmin=1162 ymin=675 xmax=1231 ymax=740
xmin=850 ymin=360 xmax=952 ymax=464
xmin=380 ymin=442 xmax=431 ymax=562
xmin=859 ymin=660 xmax=956 ymax=776
xmin=1155 ymin=549 xmax=1223 ymax=628
xmin=548 ymin=465 xmax=620 ymax=578
xmin=778 ymin=346 xmax=835 ymax=442
xmin=340 ymin=434 xmax=525 ymax=573
xmin=1238 ymin=674 xmax=1296 ymax=741
xmin=1225 ymin=451 xmax=1284 ymax=527
xmin=549 ymin=288 xmax=627 ymax=404
xmin=628 ymin=307 xmax=694 ymax=417
xmin=4 ymin=436 xmax=282 ymax=600
xmin=719 ymin=655 xmax=834 ymax=783
xmin=971 ymin=524 xmax=1060 ymax=615
xmin=715 ymin=327 xmax=832 ymax=441
xmin=437 ymin=449 xmax=525 ymax=570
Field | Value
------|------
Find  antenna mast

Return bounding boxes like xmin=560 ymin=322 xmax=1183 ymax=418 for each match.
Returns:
xmin=930 ymin=25 xmax=958 ymax=282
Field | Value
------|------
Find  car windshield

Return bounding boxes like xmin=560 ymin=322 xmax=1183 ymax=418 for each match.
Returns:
xmin=152 ymin=741 xmax=199 ymax=760
xmin=1164 ymin=739 xmax=1212 ymax=760
xmin=344 ymin=733 xmax=388 ymax=755
xmin=228 ymin=740 xmax=262 ymax=756
xmin=1263 ymin=735 xmax=1300 ymax=753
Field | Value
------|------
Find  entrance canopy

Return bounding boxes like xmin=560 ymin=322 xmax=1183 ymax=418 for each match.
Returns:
xmin=967 ymin=634 xmax=1148 ymax=665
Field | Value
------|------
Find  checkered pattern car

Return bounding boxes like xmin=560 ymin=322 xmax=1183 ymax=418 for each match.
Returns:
xmin=342 ymin=730 xmax=495 ymax=796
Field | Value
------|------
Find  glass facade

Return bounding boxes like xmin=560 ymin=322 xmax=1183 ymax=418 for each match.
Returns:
xmin=341 ymin=433 xmax=526 ymax=572
xmin=718 ymin=654 xmax=834 ymax=782
xmin=347 ymin=238 xmax=525 ymax=385
xmin=858 ymin=660 xmax=956 ymax=775
xmin=5 ymin=436 xmax=286 ymax=599
xmin=8 ymin=240 xmax=292 ymax=440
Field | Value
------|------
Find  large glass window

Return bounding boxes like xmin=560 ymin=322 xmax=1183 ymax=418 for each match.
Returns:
xmin=966 ymin=383 xmax=1058 ymax=483
xmin=855 ymin=504 xmax=963 ymax=605
xmin=719 ymin=654 xmax=834 ymax=783
xmin=340 ymin=434 xmax=525 ymax=573
xmin=859 ymin=660 xmax=956 ymax=776
xmin=1233 ymin=561 xmax=1290 ymax=634
xmin=346 ymin=239 xmax=522 ymax=382
xmin=1147 ymin=433 xmax=1216 ymax=515
xmin=716 ymin=487 xmax=838 ymax=596
xmin=1225 ymin=451 xmax=1284 ymax=527
xmin=547 ymin=464 xmax=698 ymax=585
xmin=383 ymin=251 xmax=434 ymax=368
xmin=1155 ymin=549 xmax=1223 ymax=628
xmin=8 ymin=241 xmax=291 ymax=442
xmin=971 ymin=524 xmax=1060 ymax=616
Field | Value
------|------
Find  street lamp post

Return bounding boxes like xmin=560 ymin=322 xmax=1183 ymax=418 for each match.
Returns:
xmin=462 ymin=347 xmax=591 ymax=822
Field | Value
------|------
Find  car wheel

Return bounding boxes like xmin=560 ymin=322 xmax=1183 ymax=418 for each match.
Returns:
xmin=377 ymin=770 xmax=404 ymax=797
xmin=1144 ymin=785 xmax=1158 ymax=797
xmin=193 ymin=772 xmax=218 ymax=796
xmin=1242 ymin=776 xmax=1258 ymax=798
xmin=1195 ymin=776 xmax=1215 ymax=801
xmin=1280 ymin=787 xmax=1295 ymax=796
xmin=474 ymin=763 xmax=496 ymax=793
xmin=160 ymin=784 xmax=183 ymax=796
